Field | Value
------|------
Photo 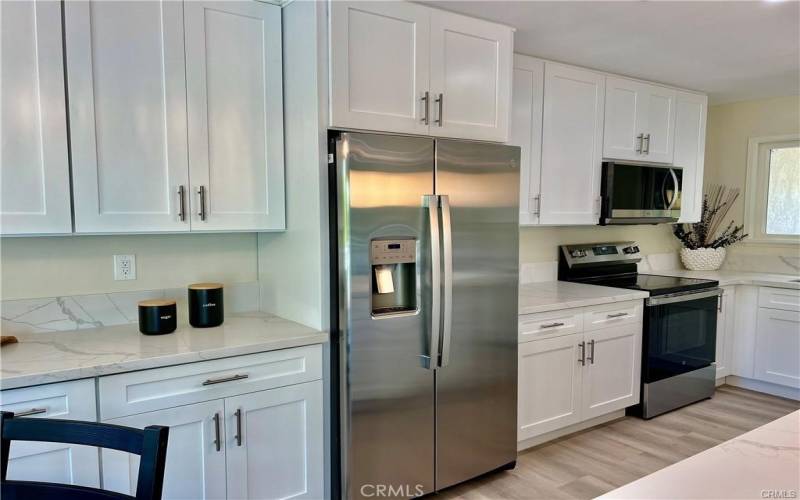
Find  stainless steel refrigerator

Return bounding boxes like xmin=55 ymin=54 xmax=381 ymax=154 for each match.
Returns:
xmin=329 ymin=131 xmax=520 ymax=499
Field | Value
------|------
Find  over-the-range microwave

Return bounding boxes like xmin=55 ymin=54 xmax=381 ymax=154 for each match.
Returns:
xmin=600 ymin=161 xmax=682 ymax=225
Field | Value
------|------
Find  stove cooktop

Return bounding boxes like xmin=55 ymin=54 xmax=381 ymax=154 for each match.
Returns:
xmin=582 ymin=273 xmax=719 ymax=296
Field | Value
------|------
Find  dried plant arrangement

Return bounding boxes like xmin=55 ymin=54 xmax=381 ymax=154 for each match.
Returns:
xmin=673 ymin=185 xmax=748 ymax=249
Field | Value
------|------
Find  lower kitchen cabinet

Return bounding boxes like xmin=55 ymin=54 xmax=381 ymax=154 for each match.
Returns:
xmin=102 ymin=399 xmax=227 ymax=499
xmin=754 ymin=307 xmax=800 ymax=389
xmin=102 ymin=381 xmax=323 ymax=500
xmin=581 ymin=324 xmax=641 ymax=420
xmin=715 ymin=286 xmax=736 ymax=378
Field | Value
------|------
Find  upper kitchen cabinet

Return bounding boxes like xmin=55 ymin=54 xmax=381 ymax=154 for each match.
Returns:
xmin=185 ymin=1 xmax=285 ymax=231
xmin=539 ymin=63 xmax=605 ymax=225
xmin=1 ymin=0 xmax=72 ymax=235
xmin=510 ymin=55 xmax=545 ymax=225
xmin=674 ymin=91 xmax=708 ymax=223
xmin=603 ymin=77 xmax=676 ymax=164
xmin=329 ymin=1 xmax=513 ymax=142
xmin=66 ymin=0 xmax=190 ymax=233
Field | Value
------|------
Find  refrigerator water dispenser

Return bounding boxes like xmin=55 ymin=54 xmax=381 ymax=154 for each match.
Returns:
xmin=370 ymin=238 xmax=417 ymax=317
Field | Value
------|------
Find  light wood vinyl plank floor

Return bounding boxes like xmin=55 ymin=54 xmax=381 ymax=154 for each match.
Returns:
xmin=437 ymin=385 xmax=800 ymax=500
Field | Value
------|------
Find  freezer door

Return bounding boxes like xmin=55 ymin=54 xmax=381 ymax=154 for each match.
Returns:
xmin=434 ymin=139 xmax=520 ymax=490
xmin=335 ymin=132 xmax=437 ymax=499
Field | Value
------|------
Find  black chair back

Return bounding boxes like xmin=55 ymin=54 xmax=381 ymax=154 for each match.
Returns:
xmin=0 ymin=411 xmax=168 ymax=500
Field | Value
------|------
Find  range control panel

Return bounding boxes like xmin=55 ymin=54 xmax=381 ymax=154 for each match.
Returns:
xmin=560 ymin=241 xmax=641 ymax=267
xmin=370 ymin=239 xmax=416 ymax=264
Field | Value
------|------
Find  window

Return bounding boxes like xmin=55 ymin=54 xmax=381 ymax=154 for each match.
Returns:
xmin=745 ymin=135 xmax=800 ymax=244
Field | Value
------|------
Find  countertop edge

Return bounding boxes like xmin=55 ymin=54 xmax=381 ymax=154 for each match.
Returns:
xmin=519 ymin=291 xmax=649 ymax=315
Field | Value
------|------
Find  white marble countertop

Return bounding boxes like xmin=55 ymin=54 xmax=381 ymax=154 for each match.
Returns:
xmin=519 ymin=281 xmax=649 ymax=315
xmin=652 ymin=269 xmax=800 ymax=289
xmin=599 ymin=410 xmax=800 ymax=499
xmin=0 ymin=312 xmax=328 ymax=390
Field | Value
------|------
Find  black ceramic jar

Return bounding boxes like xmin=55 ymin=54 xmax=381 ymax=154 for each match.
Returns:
xmin=188 ymin=283 xmax=224 ymax=328
xmin=138 ymin=299 xmax=177 ymax=335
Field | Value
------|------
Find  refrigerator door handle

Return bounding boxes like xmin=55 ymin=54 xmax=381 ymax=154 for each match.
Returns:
xmin=424 ymin=195 xmax=441 ymax=370
xmin=439 ymin=195 xmax=453 ymax=367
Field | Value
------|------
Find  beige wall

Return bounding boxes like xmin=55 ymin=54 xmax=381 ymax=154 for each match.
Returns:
xmin=0 ymin=234 xmax=258 ymax=300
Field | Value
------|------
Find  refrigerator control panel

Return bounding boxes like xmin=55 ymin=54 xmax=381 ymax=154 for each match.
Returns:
xmin=370 ymin=239 xmax=416 ymax=264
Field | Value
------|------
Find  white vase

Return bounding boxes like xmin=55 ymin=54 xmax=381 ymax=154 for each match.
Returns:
xmin=680 ymin=247 xmax=726 ymax=271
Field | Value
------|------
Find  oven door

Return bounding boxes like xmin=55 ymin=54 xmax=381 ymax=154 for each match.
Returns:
xmin=642 ymin=289 xmax=721 ymax=384
xmin=601 ymin=162 xmax=682 ymax=224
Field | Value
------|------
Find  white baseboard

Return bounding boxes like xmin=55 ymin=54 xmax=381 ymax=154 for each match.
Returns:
xmin=715 ymin=377 xmax=726 ymax=387
xmin=517 ymin=410 xmax=625 ymax=452
xmin=724 ymin=375 xmax=800 ymax=400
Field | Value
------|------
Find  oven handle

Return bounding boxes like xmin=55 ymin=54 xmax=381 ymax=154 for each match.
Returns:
xmin=646 ymin=288 xmax=722 ymax=306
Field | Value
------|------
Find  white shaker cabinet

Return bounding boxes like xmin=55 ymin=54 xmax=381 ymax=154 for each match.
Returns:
xmin=1 ymin=0 xmax=72 ymax=235
xmin=754 ymin=288 xmax=800 ymax=389
xmin=715 ymin=286 xmax=736 ymax=378
xmin=539 ymin=63 xmax=605 ymax=225
xmin=674 ymin=91 xmax=708 ymax=223
xmin=510 ymin=55 xmax=545 ymax=226
xmin=66 ymin=0 xmax=190 ymax=233
xmin=185 ymin=1 xmax=285 ymax=231
xmin=329 ymin=1 xmax=431 ymax=136
xmin=329 ymin=1 xmax=513 ymax=142
xmin=0 ymin=380 xmax=99 ymax=488
xmin=102 ymin=400 xmax=227 ymax=500
xmin=429 ymin=9 xmax=513 ymax=142
xmin=581 ymin=324 xmax=641 ymax=420
xmin=603 ymin=77 xmax=676 ymax=164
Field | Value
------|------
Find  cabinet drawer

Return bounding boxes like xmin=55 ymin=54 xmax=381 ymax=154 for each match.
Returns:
xmin=583 ymin=300 xmax=643 ymax=331
xmin=99 ymin=345 xmax=322 ymax=419
xmin=758 ymin=287 xmax=800 ymax=312
xmin=0 ymin=379 xmax=96 ymax=421
xmin=519 ymin=309 xmax=583 ymax=342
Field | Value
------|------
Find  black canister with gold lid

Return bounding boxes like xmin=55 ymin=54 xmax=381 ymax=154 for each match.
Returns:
xmin=138 ymin=299 xmax=177 ymax=335
xmin=188 ymin=283 xmax=224 ymax=328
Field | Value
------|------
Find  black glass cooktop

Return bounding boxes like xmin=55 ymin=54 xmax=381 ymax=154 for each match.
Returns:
xmin=583 ymin=273 xmax=719 ymax=296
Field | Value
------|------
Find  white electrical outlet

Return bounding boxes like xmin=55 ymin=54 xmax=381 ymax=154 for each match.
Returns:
xmin=114 ymin=254 xmax=136 ymax=281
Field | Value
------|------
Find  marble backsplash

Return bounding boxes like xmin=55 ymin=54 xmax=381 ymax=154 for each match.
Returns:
xmin=1 ymin=282 xmax=260 ymax=335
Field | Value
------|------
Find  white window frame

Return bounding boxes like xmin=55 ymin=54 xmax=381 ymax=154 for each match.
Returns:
xmin=744 ymin=134 xmax=800 ymax=245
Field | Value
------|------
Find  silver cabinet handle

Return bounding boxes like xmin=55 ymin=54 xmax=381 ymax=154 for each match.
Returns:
xmin=421 ymin=91 xmax=430 ymax=125
xmin=424 ymin=195 xmax=441 ymax=371
xmin=177 ymin=185 xmax=186 ymax=222
xmin=718 ymin=289 xmax=724 ymax=312
xmin=643 ymin=133 xmax=651 ymax=154
xmin=588 ymin=339 xmax=595 ymax=364
xmin=635 ymin=134 xmax=643 ymax=154
xmin=607 ymin=312 xmax=628 ymax=319
xmin=197 ymin=185 xmax=207 ymax=221
xmin=234 ymin=408 xmax=243 ymax=447
xmin=531 ymin=195 xmax=541 ymax=216
xmin=213 ymin=412 xmax=221 ymax=452
xmin=15 ymin=407 xmax=47 ymax=417
xmin=434 ymin=93 xmax=444 ymax=127
xmin=202 ymin=374 xmax=249 ymax=386
xmin=578 ymin=341 xmax=586 ymax=366
xmin=541 ymin=322 xmax=565 ymax=329
xmin=439 ymin=195 xmax=453 ymax=368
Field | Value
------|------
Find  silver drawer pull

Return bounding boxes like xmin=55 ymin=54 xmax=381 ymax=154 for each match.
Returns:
xmin=202 ymin=374 xmax=249 ymax=386
xmin=15 ymin=407 xmax=47 ymax=417
xmin=541 ymin=322 xmax=565 ymax=328
xmin=606 ymin=312 xmax=628 ymax=319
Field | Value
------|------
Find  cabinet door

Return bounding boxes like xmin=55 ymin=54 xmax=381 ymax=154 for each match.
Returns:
xmin=429 ymin=9 xmax=513 ymax=142
xmin=642 ymin=85 xmax=676 ymax=163
xmin=540 ymin=63 xmax=605 ymax=225
xmin=510 ymin=55 xmax=545 ymax=226
xmin=518 ymin=334 xmax=583 ymax=441
xmin=715 ymin=286 xmax=736 ymax=378
xmin=185 ymin=1 xmax=285 ymax=231
xmin=603 ymin=77 xmax=645 ymax=161
xmin=0 ymin=380 xmax=99 ymax=487
xmin=102 ymin=400 xmax=226 ymax=500
xmin=1 ymin=0 xmax=72 ymax=235
xmin=582 ymin=324 xmax=641 ymax=420
xmin=329 ymin=1 xmax=431 ymax=135
xmin=66 ymin=1 xmax=190 ymax=233
xmin=225 ymin=381 xmax=323 ymax=500
xmin=754 ymin=308 xmax=800 ymax=388
xmin=675 ymin=92 xmax=708 ymax=223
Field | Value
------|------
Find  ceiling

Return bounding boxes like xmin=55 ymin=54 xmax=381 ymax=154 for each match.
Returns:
xmin=422 ymin=0 xmax=800 ymax=104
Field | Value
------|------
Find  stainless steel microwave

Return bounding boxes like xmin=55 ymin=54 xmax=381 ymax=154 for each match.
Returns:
xmin=600 ymin=162 xmax=682 ymax=225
